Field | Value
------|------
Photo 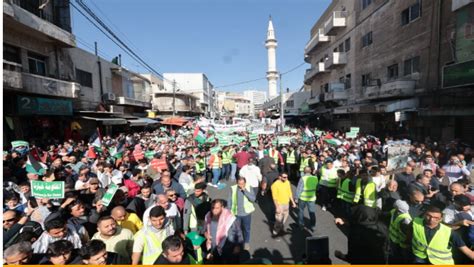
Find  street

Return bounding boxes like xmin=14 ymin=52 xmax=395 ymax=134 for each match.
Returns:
xmin=207 ymin=180 xmax=348 ymax=264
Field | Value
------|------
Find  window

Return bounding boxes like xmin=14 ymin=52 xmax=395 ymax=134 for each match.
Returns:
xmin=4 ymin=44 xmax=21 ymax=64
xmin=286 ymin=100 xmax=294 ymax=107
xmin=362 ymin=73 xmax=371 ymax=86
xmin=362 ymin=32 xmax=373 ymax=47
xmin=345 ymin=74 xmax=352 ymax=89
xmin=404 ymin=56 xmax=420 ymax=75
xmin=76 ymin=68 xmax=93 ymax=88
xmin=401 ymin=0 xmax=421 ymax=26
xmin=387 ymin=64 xmax=399 ymax=80
xmin=338 ymin=43 xmax=344 ymax=53
xmin=362 ymin=0 xmax=372 ymax=10
xmin=345 ymin=38 xmax=351 ymax=52
xmin=27 ymin=52 xmax=46 ymax=76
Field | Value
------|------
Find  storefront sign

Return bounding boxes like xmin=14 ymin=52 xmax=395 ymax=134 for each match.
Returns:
xmin=17 ymin=96 xmax=72 ymax=116
xmin=31 ymin=181 xmax=65 ymax=199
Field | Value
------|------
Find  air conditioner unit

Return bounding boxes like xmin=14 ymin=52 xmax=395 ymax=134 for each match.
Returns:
xmin=103 ymin=92 xmax=116 ymax=102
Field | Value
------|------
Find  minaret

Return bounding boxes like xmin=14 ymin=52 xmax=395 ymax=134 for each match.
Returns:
xmin=266 ymin=16 xmax=278 ymax=99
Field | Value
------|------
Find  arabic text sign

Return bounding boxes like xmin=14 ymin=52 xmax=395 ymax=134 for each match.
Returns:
xmin=346 ymin=131 xmax=357 ymax=138
xmin=102 ymin=184 xmax=119 ymax=206
xmin=31 ymin=181 xmax=65 ymax=199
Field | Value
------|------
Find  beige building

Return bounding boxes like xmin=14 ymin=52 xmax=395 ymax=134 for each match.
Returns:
xmin=305 ymin=0 xmax=474 ymax=143
xmin=217 ymin=92 xmax=252 ymax=118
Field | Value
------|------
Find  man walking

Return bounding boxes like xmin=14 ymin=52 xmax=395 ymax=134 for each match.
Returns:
xmin=296 ymin=167 xmax=318 ymax=232
xmin=271 ymin=172 xmax=296 ymax=236
xmin=228 ymin=176 xmax=256 ymax=250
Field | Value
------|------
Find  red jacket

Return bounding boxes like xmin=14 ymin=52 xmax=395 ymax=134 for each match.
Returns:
xmin=124 ymin=179 xmax=141 ymax=198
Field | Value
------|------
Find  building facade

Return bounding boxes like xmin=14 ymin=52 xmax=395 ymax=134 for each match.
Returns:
xmin=262 ymin=91 xmax=311 ymax=120
xmin=243 ymin=90 xmax=268 ymax=117
xmin=217 ymin=92 xmax=252 ymax=118
xmin=304 ymin=0 xmax=474 ymax=143
xmin=163 ymin=73 xmax=217 ymax=118
xmin=3 ymin=0 xmax=79 ymax=144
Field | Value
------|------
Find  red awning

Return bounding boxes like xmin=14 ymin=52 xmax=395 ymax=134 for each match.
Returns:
xmin=160 ymin=117 xmax=188 ymax=126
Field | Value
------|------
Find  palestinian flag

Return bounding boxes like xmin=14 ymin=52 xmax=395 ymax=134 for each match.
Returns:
xmin=110 ymin=139 xmax=125 ymax=159
xmin=88 ymin=128 xmax=102 ymax=152
xmin=193 ymin=126 xmax=206 ymax=144
xmin=26 ymin=153 xmax=47 ymax=175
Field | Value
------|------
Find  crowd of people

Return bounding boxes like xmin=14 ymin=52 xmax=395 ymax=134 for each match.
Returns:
xmin=3 ymin=123 xmax=474 ymax=265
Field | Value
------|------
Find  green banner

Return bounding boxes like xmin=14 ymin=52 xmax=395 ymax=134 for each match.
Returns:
xmin=210 ymin=146 xmax=221 ymax=154
xmin=278 ymin=136 xmax=291 ymax=145
xmin=31 ymin=181 xmax=64 ymax=199
xmin=350 ymin=127 xmax=360 ymax=133
xmin=206 ymin=136 xmax=216 ymax=143
xmin=145 ymin=151 xmax=155 ymax=159
xmin=11 ymin=140 xmax=29 ymax=148
xmin=346 ymin=131 xmax=357 ymax=138
xmin=17 ymin=96 xmax=72 ymax=116
xmin=249 ymin=133 xmax=258 ymax=140
xmin=102 ymin=184 xmax=119 ymax=206
xmin=218 ymin=136 xmax=230 ymax=146
xmin=314 ymin=130 xmax=323 ymax=137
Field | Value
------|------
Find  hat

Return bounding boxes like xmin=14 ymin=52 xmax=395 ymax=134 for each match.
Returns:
xmin=394 ymin=200 xmax=409 ymax=214
xmin=263 ymin=150 xmax=269 ymax=155
xmin=88 ymin=177 xmax=100 ymax=185
xmin=454 ymin=195 xmax=470 ymax=207
xmin=186 ymin=231 xmax=206 ymax=246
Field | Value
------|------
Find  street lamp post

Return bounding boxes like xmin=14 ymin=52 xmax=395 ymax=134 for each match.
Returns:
xmin=279 ymin=72 xmax=284 ymax=132
xmin=172 ymin=79 xmax=176 ymax=116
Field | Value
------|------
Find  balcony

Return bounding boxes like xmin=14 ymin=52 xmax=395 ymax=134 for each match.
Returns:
xmin=3 ymin=61 xmax=80 ymax=98
xmin=307 ymin=94 xmax=321 ymax=105
xmin=4 ymin=0 xmax=75 ymax=47
xmin=324 ymin=11 xmax=347 ymax=36
xmin=364 ymin=80 xmax=416 ymax=100
xmin=304 ymin=29 xmax=329 ymax=55
xmin=452 ymin=0 xmax=474 ymax=11
xmin=324 ymin=83 xmax=347 ymax=102
xmin=117 ymin=96 xmax=152 ymax=108
xmin=325 ymin=52 xmax=347 ymax=69
xmin=304 ymin=63 xmax=327 ymax=85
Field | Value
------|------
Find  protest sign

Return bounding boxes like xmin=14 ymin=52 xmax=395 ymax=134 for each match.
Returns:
xmin=249 ymin=133 xmax=258 ymax=140
xmin=346 ymin=131 xmax=357 ymax=139
xmin=218 ymin=136 xmax=230 ymax=146
xmin=145 ymin=151 xmax=155 ymax=159
xmin=210 ymin=146 xmax=221 ymax=154
xmin=278 ymin=136 xmax=291 ymax=145
xmin=250 ymin=140 xmax=259 ymax=148
xmin=102 ymin=184 xmax=119 ymax=206
xmin=350 ymin=127 xmax=360 ymax=133
xmin=387 ymin=140 xmax=411 ymax=171
xmin=31 ymin=181 xmax=64 ymax=199
xmin=314 ymin=130 xmax=323 ymax=137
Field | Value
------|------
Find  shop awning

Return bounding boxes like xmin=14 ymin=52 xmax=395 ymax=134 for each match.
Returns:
xmin=161 ymin=117 xmax=188 ymax=126
xmin=128 ymin=118 xmax=160 ymax=127
xmin=78 ymin=116 xmax=127 ymax=125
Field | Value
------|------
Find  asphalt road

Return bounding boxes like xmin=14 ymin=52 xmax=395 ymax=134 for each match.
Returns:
xmin=207 ymin=180 xmax=349 ymax=264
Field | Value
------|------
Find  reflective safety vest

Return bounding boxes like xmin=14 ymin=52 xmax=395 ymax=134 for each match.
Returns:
xmin=337 ymin=178 xmax=355 ymax=203
xmin=210 ymin=155 xmax=222 ymax=169
xmin=299 ymin=157 xmax=310 ymax=172
xmin=195 ymin=159 xmax=205 ymax=174
xmin=320 ymin=167 xmax=338 ymax=188
xmin=299 ymin=175 xmax=318 ymax=202
xmin=353 ymin=179 xmax=377 ymax=208
xmin=270 ymin=149 xmax=279 ymax=163
xmin=230 ymin=185 xmax=255 ymax=215
xmin=222 ymin=151 xmax=232 ymax=164
xmin=286 ymin=151 xmax=296 ymax=164
xmin=189 ymin=205 xmax=198 ymax=230
xmin=389 ymin=209 xmax=411 ymax=249
xmin=189 ymin=247 xmax=203 ymax=264
xmin=137 ymin=226 xmax=171 ymax=264
xmin=412 ymin=217 xmax=454 ymax=265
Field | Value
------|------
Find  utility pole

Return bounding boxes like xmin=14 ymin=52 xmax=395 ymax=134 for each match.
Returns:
xmin=279 ymin=72 xmax=284 ymax=132
xmin=172 ymin=79 xmax=176 ymax=116
xmin=95 ymin=42 xmax=104 ymax=100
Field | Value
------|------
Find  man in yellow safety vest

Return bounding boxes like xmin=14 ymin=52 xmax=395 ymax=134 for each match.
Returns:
xmin=296 ymin=166 xmax=318 ymax=232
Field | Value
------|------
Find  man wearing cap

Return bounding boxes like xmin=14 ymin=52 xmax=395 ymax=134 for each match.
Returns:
xmin=183 ymin=182 xmax=211 ymax=234
xmin=388 ymin=200 xmax=412 ymax=264
xmin=186 ymin=231 xmax=206 ymax=264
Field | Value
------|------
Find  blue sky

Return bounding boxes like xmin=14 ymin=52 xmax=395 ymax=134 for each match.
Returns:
xmin=71 ymin=0 xmax=331 ymax=93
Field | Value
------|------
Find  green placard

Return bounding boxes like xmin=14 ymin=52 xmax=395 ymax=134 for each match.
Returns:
xmin=283 ymin=126 xmax=290 ymax=132
xmin=350 ymin=127 xmax=360 ymax=133
xmin=346 ymin=131 xmax=357 ymax=138
xmin=250 ymin=141 xmax=259 ymax=147
xmin=102 ymin=184 xmax=118 ymax=206
xmin=145 ymin=151 xmax=155 ymax=159
xmin=272 ymin=139 xmax=278 ymax=146
xmin=249 ymin=133 xmax=258 ymax=140
xmin=278 ymin=136 xmax=291 ymax=145
xmin=218 ymin=136 xmax=230 ymax=146
xmin=314 ymin=130 xmax=323 ymax=137
xmin=290 ymin=129 xmax=297 ymax=133
xmin=160 ymin=127 xmax=167 ymax=131
xmin=11 ymin=140 xmax=29 ymax=148
xmin=210 ymin=146 xmax=221 ymax=154
xmin=31 ymin=181 xmax=64 ymax=199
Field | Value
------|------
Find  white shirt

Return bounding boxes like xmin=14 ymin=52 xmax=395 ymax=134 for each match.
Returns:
xmin=371 ymin=175 xmax=387 ymax=192
xmin=142 ymin=203 xmax=180 ymax=226
xmin=239 ymin=164 xmax=262 ymax=188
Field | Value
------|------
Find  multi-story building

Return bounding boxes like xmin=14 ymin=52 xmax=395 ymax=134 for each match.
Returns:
xmin=262 ymin=91 xmax=311 ymax=120
xmin=163 ymin=73 xmax=217 ymax=118
xmin=217 ymin=92 xmax=252 ymax=118
xmin=304 ymin=0 xmax=474 ymax=143
xmin=3 ymin=0 xmax=79 ymax=143
xmin=243 ymin=90 xmax=268 ymax=117
xmin=142 ymin=73 xmax=202 ymax=117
